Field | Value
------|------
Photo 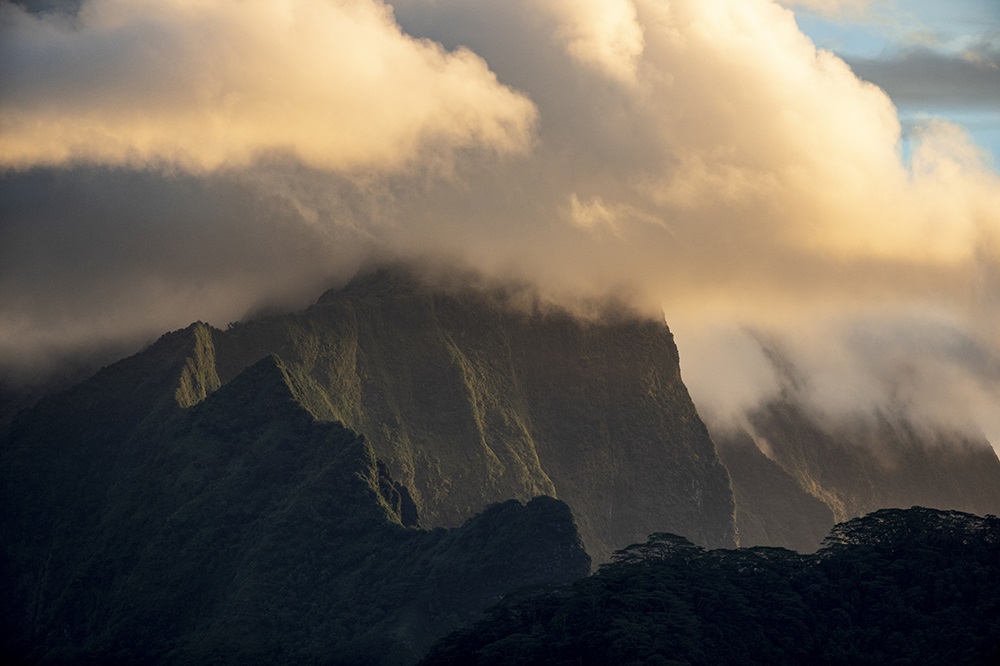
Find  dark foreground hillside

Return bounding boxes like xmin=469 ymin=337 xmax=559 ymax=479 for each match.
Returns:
xmin=0 ymin=355 xmax=589 ymax=665
xmin=422 ymin=507 xmax=1000 ymax=666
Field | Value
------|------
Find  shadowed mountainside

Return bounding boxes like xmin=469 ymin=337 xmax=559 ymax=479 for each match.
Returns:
xmin=0 ymin=353 xmax=590 ymax=665
xmin=5 ymin=264 xmax=999 ymax=573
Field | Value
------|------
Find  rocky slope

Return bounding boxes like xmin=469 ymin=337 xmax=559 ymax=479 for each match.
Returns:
xmin=6 ymin=264 xmax=998 ymax=569
xmin=1 ymin=265 xmax=737 ymax=661
xmin=5 ymin=263 xmax=1000 ymax=664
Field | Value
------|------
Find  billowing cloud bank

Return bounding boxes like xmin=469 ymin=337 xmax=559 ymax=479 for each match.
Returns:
xmin=2 ymin=0 xmax=999 ymax=444
xmin=0 ymin=0 xmax=536 ymax=172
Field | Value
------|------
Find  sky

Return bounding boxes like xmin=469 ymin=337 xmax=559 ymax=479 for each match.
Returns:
xmin=1 ymin=0 xmax=999 ymax=445
xmin=791 ymin=0 xmax=1000 ymax=167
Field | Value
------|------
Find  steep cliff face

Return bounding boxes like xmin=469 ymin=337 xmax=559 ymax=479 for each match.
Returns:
xmin=714 ymin=429 xmax=834 ymax=553
xmin=1 ymin=354 xmax=590 ymax=665
xmin=204 ymin=268 xmax=736 ymax=560
xmin=716 ymin=399 xmax=1000 ymax=551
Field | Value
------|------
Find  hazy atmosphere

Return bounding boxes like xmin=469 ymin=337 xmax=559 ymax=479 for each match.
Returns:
xmin=2 ymin=0 xmax=999 ymax=444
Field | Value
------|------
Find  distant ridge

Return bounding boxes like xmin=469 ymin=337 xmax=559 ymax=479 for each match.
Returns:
xmin=6 ymin=263 xmax=999 ymax=664
xmin=716 ymin=396 xmax=1000 ymax=552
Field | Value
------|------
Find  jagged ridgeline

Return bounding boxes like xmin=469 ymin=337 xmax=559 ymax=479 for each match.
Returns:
xmin=1 ymin=351 xmax=590 ymax=664
xmin=180 ymin=267 xmax=735 ymax=561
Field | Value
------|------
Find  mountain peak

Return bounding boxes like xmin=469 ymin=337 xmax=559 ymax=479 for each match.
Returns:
xmin=195 ymin=353 xmax=315 ymax=429
xmin=320 ymin=264 xmax=430 ymax=304
xmin=207 ymin=266 xmax=734 ymax=561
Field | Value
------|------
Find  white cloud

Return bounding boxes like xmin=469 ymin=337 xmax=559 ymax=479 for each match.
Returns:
xmin=0 ymin=0 xmax=537 ymax=173
xmin=542 ymin=0 xmax=645 ymax=82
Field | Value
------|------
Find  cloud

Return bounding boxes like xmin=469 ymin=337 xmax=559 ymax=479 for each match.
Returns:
xmin=775 ymin=0 xmax=875 ymax=20
xmin=564 ymin=193 xmax=664 ymax=236
xmin=0 ymin=0 xmax=537 ymax=173
xmin=389 ymin=0 xmax=997 ymax=268
xmin=848 ymin=43 xmax=1000 ymax=110
xmin=392 ymin=0 xmax=645 ymax=83
xmin=0 ymin=166 xmax=378 ymax=380
xmin=566 ymin=194 xmax=624 ymax=234
xmin=3 ymin=0 xmax=1000 ymax=447
xmin=386 ymin=0 xmax=1000 ymax=444
xmin=542 ymin=0 xmax=645 ymax=82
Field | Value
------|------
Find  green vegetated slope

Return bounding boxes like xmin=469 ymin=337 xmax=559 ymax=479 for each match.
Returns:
xmin=717 ymin=399 xmax=1000 ymax=551
xmin=421 ymin=507 xmax=1000 ymax=666
xmin=0 ymin=353 xmax=590 ymax=665
xmin=201 ymin=267 xmax=735 ymax=561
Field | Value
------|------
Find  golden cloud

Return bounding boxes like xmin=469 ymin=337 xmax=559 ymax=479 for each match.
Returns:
xmin=0 ymin=0 xmax=537 ymax=173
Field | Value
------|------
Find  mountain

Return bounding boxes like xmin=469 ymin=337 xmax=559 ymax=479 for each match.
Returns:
xmin=421 ymin=507 xmax=1000 ymax=665
xmin=6 ymin=263 xmax=999 ymax=662
xmin=715 ymin=429 xmax=835 ymax=553
xmin=1 ymin=265 xmax=729 ymax=662
xmin=199 ymin=268 xmax=1000 ymax=558
xmin=0 ymin=352 xmax=589 ymax=664
xmin=172 ymin=266 xmax=735 ymax=561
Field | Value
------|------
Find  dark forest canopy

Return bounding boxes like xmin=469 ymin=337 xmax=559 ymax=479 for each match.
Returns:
xmin=422 ymin=507 xmax=1000 ymax=666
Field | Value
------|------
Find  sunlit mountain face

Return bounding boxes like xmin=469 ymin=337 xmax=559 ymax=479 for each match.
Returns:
xmin=1 ymin=1 xmax=999 ymax=441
